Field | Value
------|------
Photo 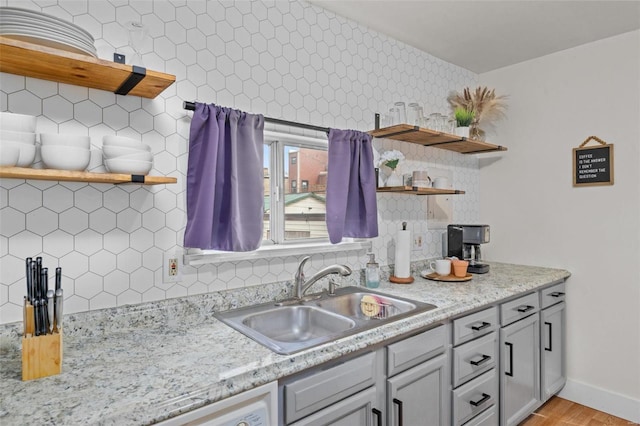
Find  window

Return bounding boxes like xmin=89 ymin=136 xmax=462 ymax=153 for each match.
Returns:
xmin=264 ymin=131 xmax=329 ymax=244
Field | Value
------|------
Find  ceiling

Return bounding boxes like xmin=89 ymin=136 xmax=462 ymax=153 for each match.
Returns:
xmin=309 ymin=1 xmax=640 ymax=73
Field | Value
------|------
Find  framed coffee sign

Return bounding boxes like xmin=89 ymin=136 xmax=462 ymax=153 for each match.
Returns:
xmin=573 ymin=136 xmax=614 ymax=187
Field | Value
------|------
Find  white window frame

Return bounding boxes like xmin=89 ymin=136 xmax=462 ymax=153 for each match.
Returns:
xmin=183 ymin=130 xmax=371 ymax=265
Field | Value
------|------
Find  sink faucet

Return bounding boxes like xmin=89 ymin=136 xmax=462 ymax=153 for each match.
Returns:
xmin=294 ymin=256 xmax=352 ymax=299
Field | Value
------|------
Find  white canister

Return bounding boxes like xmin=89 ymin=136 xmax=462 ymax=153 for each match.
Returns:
xmin=433 ymin=177 xmax=450 ymax=189
xmin=412 ymin=170 xmax=431 ymax=188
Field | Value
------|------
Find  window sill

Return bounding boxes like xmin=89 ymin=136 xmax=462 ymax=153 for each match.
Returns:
xmin=183 ymin=240 xmax=372 ymax=265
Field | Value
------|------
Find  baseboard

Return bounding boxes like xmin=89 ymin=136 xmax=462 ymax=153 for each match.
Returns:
xmin=559 ymin=379 xmax=640 ymax=423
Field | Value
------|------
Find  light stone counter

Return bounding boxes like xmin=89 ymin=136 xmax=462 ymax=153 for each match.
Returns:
xmin=0 ymin=262 xmax=570 ymax=425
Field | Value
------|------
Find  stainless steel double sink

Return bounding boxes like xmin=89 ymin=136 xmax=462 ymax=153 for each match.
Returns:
xmin=214 ymin=286 xmax=437 ymax=354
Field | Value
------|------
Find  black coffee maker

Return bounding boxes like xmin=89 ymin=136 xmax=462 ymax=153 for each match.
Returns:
xmin=447 ymin=224 xmax=490 ymax=274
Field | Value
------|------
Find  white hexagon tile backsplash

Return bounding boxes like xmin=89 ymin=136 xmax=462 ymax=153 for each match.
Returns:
xmin=0 ymin=0 xmax=480 ymax=323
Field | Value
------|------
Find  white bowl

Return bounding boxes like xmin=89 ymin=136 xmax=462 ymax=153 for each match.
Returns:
xmin=41 ymin=145 xmax=90 ymax=171
xmin=0 ymin=141 xmax=37 ymax=167
xmin=0 ymin=145 xmax=20 ymax=166
xmin=108 ymin=150 xmax=153 ymax=162
xmin=102 ymin=135 xmax=151 ymax=151
xmin=40 ymin=133 xmax=91 ymax=149
xmin=105 ymin=158 xmax=153 ymax=175
xmin=0 ymin=129 xmax=36 ymax=144
xmin=0 ymin=111 xmax=37 ymax=132
xmin=102 ymin=144 xmax=149 ymax=158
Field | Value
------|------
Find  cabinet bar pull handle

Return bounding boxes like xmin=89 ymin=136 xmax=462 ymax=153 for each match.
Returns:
xmin=471 ymin=321 xmax=491 ymax=331
xmin=516 ymin=305 xmax=535 ymax=313
xmin=505 ymin=342 xmax=514 ymax=376
xmin=470 ymin=354 xmax=492 ymax=366
xmin=470 ymin=393 xmax=491 ymax=407
xmin=550 ymin=291 xmax=565 ymax=297
xmin=372 ymin=408 xmax=382 ymax=426
xmin=545 ymin=321 xmax=553 ymax=351
xmin=393 ymin=398 xmax=404 ymax=426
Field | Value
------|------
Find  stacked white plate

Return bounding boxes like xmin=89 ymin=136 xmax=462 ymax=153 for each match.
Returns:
xmin=0 ymin=7 xmax=96 ymax=57
xmin=40 ymin=133 xmax=91 ymax=171
xmin=102 ymin=135 xmax=153 ymax=175
xmin=0 ymin=112 xmax=37 ymax=167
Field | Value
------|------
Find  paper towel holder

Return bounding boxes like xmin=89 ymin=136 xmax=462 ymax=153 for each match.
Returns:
xmin=390 ymin=222 xmax=415 ymax=284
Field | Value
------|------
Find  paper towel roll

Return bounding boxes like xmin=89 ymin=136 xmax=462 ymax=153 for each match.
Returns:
xmin=394 ymin=228 xmax=411 ymax=278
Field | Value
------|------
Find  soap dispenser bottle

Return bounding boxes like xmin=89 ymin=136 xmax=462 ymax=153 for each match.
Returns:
xmin=365 ymin=253 xmax=380 ymax=288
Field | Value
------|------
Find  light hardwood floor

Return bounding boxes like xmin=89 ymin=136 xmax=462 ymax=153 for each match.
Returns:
xmin=520 ymin=397 xmax=638 ymax=425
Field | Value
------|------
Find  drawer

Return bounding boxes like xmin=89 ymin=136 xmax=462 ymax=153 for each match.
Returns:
xmin=387 ymin=324 xmax=447 ymax=377
xmin=452 ymin=369 xmax=498 ymax=426
xmin=452 ymin=332 xmax=498 ymax=387
xmin=453 ymin=306 xmax=498 ymax=346
xmin=540 ymin=281 xmax=566 ymax=309
xmin=463 ymin=403 xmax=498 ymax=426
xmin=500 ymin=292 xmax=540 ymax=326
xmin=284 ymin=351 xmax=378 ymax=423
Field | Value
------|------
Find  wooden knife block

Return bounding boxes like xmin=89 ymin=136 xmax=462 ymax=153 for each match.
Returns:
xmin=22 ymin=302 xmax=63 ymax=380
xmin=22 ymin=329 xmax=63 ymax=381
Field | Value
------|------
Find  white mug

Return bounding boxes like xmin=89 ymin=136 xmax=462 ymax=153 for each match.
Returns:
xmin=433 ymin=177 xmax=449 ymax=189
xmin=429 ymin=259 xmax=451 ymax=276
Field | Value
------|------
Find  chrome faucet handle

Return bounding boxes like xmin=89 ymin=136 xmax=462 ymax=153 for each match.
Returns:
xmin=295 ymin=256 xmax=310 ymax=281
xmin=328 ymin=280 xmax=340 ymax=296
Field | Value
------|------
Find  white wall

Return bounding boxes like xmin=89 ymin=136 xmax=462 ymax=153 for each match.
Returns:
xmin=480 ymin=31 xmax=640 ymax=422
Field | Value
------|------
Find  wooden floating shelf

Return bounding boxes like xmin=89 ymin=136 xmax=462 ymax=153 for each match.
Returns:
xmin=368 ymin=124 xmax=507 ymax=154
xmin=377 ymin=186 xmax=465 ymax=195
xmin=0 ymin=36 xmax=175 ymax=99
xmin=0 ymin=167 xmax=177 ymax=185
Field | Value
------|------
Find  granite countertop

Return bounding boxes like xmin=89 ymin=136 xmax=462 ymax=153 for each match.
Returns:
xmin=0 ymin=262 xmax=570 ymax=425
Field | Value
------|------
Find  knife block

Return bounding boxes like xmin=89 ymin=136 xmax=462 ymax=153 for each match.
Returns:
xmin=22 ymin=330 xmax=63 ymax=381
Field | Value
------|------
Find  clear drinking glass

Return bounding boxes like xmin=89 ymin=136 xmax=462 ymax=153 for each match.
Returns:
xmin=407 ymin=103 xmax=423 ymax=126
xmin=393 ymin=102 xmax=406 ymax=124
xmin=429 ymin=113 xmax=441 ymax=131
xmin=126 ymin=21 xmax=148 ymax=66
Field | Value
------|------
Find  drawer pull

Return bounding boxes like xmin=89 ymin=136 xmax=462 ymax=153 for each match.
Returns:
xmin=470 ymin=354 xmax=492 ymax=366
xmin=393 ymin=398 xmax=404 ymax=426
xmin=549 ymin=291 xmax=565 ymax=297
xmin=516 ymin=305 xmax=535 ymax=313
xmin=471 ymin=321 xmax=491 ymax=331
xmin=470 ymin=393 xmax=491 ymax=407
xmin=505 ymin=342 xmax=514 ymax=376
xmin=372 ymin=408 xmax=383 ymax=426
xmin=545 ymin=321 xmax=553 ymax=352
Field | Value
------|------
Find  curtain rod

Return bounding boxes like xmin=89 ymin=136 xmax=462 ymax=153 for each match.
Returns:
xmin=183 ymin=101 xmax=330 ymax=133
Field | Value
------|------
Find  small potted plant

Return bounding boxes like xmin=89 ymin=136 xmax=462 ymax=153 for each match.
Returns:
xmin=454 ymin=107 xmax=475 ymax=138
xmin=378 ymin=149 xmax=405 ymax=187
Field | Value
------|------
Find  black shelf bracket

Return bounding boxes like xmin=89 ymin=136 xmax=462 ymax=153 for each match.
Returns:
xmin=115 ymin=65 xmax=146 ymax=95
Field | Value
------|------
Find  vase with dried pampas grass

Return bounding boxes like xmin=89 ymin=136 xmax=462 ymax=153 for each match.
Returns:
xmin=447 ymin=86 xmax=507 ymax=140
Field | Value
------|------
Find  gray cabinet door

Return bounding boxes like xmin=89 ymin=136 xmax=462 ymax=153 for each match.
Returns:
xmin=500 ymin=314 xmax=540 ymax=426
xmin=541 ymin=302 xmax=566 ymax=402
xmin=387 ymin=352 xmax=450 ymax=426
xmin=289 ymin=386 xmax=380 ymax=426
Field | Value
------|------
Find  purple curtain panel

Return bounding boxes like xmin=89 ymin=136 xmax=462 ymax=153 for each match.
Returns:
xmin=184 ymin=103 xmax=264 ymax=251
xmin=326 ymin=128 xmax=379 ymax=244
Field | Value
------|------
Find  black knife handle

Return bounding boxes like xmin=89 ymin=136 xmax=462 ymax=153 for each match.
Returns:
xmin=41 ymin=267 xmax=48 ymax=296
xmin=35 ymin=257 xmax=42 ymax=300
xmin=55 ymin=267 xmax=62 ymax=291
xmin=41 ymin=298 xmax=49 ymax=335
xmin=33 ymin=299 xmax=41 ymax=336
xmin=26 ymin=258 xmax=33 ymax=301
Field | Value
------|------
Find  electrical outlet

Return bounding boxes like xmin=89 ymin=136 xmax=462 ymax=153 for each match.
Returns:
xmin=413 ymin=232 xmax=425 ymax=251
xmin=163 ymin=251 xmax=182 ymax=283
